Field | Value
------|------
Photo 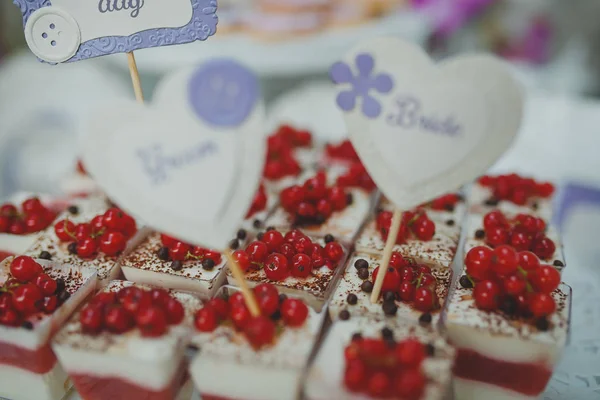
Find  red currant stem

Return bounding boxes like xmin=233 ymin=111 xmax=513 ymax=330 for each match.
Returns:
xmin=465 ymin=274 xmax=476 ymax=287
xmin=415 ymin=273 xmax=423 ymax=288
xmin=224 ymin=250 xmax=261 ymax=318
xmin=250 ymin=261 xmax=264 ymax=270
xmin=62 ymin=217 xmax=78 ymax=241
xmin=186 ymin=251 xmax=204 ymax=261
xmin=517 ymin=266 xmax=528 ymax=277
xmin=371 ymin=209 xmax=403 ymax=303
xmin=91 ymin=228 xmax=106 ymax=239
xmin=526 ymin=282 xmax=534 ymax=293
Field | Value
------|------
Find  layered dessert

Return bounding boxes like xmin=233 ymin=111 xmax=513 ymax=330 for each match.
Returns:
xmin=25 ymin=199 xmax=139 ymax=287
xmin=379 ymin=192 xmax=466 ymax=225
xmin=52 ymin=280 xmax=202 ymax=400
xmin=305 ymin=318 xmax=455 ymax=400
xmin=189 ymin=284 xmax=325 ymax=400
xmin=329 ymin=251 xmax=452 ymax=326
xmin=266 ymin=170 xmax=372 ymax=244
xmin=0 ymin=255 xmax=97 ymax=400
xmin=121 ymin=229 xmax=233 ymax=297
xmin=446 ymin=243 xmax=571 ymax=400
xmin=355 ymin=209 xmax=461 ymax=270
xmin=226 ymin=228 xmax=348 ymax=310
xmin=468 ymin=174 xmax=555 ymax=221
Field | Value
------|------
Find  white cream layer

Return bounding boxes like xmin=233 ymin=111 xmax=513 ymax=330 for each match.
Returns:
xmin=0 ymin=362 xmax=70 ymax=400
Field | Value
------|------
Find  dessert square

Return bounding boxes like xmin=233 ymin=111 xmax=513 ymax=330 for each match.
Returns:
xmin=379 ymin=191 xmax=467 ymax=225
xmin=189 ymin=285 xmax=325 ymax=400
xmin=0 ymin=256 xmax=97 ymax=400
xmin=52 ymin=280 xmax=202 ymax=400
xmin=24 ymin=197 xmax=139 ymax=287
xmin=305 ymin=318 xmax=455 ymax=400
xmin=329 ymin=252 xmax=452 ymax=326
xmin=226 ymin=229 xmax=348 ymax=311
xmin=121 ymin=229 xmax=234 ymax=297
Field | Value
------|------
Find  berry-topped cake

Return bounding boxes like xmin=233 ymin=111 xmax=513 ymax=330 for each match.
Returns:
xmin=305 ymin=318 xmax=455 ymax=400
xmin=242 ymin=182 xmax=278 ymax=233
xmin=121 ymin=229 xmax=235 ymax=297
xmin=24 ymin=198 xmax=139 ymax=287
xmin=189 ymin=284 xmax=325 ymax=400
xmin=329 ymin=251 xmax=452 ymax=326
xmin=446 ymin=243 xmax=571 ymax=400
xmin=265 ymin=170 xmax=372 ymax=244
xmin=355 ymin=208 xmax=462 ymax=270
xmin=380 ymin=192 xmax=466 ymax=226
xmin=469 ymin=173 xmax=556 ymax=221
xmin=464 ymin=209 xmax=565 ymax=271
xmin=226 ymin=228 xmax=348 ymax=310
xmin=52 ymin=280 xmax=202 ymax=400
xmin=0 ymin=256 xmax=97 ymax=400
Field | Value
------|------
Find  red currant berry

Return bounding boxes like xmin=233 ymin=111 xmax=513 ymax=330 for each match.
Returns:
xmin=54 ymin=220 xmax=76 ymax=242
xmin=372 ymin=266 xmax=401 ymax=293
xmin=10 ymin=256 xmax=43 ymax=283
xmin=232 ymin=250 xmax=251 ymax=272
xmin=203 ymin=250 xmax=222 ymax=265
xmin=162 ymin=297 xmax=184 ymax=326
xmin=303 ymin=175 xmax=327 ymax=201
xmin=206 ymin=298 xmax=229 ymax=321
xmin=80 ymin=304 xmax=105 ymax=333
xmin=91 ymin=215 xmax=105 ymax=231
xmin=104 ymin=305 xmax=134 ymax=333
xmin=12 ymin=283 xmax=42 ymax=314
xmin=279 ymin=243 xmax=296 ymax=261
xmin=473 ymin=280 xmax=500 ymax=310
xmin=281 ymin=298 xmax=309 ymax=327
xmin=280 ymin=186 xmax=305 ymax=212
xmin=395 ymin=369 xmax=425 ymax=399
xmin=296 ymin=202 xmax=316 ymax=219
xmin=390 ymin=252 xmax=408 ymax=269
xmin=228 ymin=292 xmax=245 ymax=308
xmin=418 ymin=273 xmax=437 ymax=290
xmin=325 ymin=242 xmax=344 ymax=263
xmin=136 ymin=306 xmax=168 ymax=337
xmin=367 ymin=371 xmax=391 ymax=398
xmin=399 ymin=266 xmax=415 ymax=282
xmin=0 ymin=216 xmax=10 ymax=233
xmin=464 ymin=246 xmax=493 ymax=281
xmin=169 ymin=241 xmax=191 ymax=261
xmin=160 ymin=234 xmax=177 ymax=248
xmin=149 ymin=289 xmax=170 ymax=307
xmin=529 ymin=293 xmax=556 ymax=317
xmin=0 ymin=293 xmax=13 ymax=313
xmin=22 ymin=197 xmax=46 ymax=215
xmin=413 ymin=217 xmax=435 ymax=241
xmin=246 ymin=241 xmax=269 ymax=263
xmin=503 ymin=274 xmax=527 ymax=296
xmin=0 ymin=308 xmax=20 ymax=327
xmin=244 ymin=316 xmax=275 ymax=349
xmin=24 ymin=213 xmax=47 ymax=233
xmin=34 ymin=273 xmax=57 ymax=296
xmin=255 ymin=288 xmax=279 ymax=317
xmin=328 ymin=186 xmax=347 ymax=211
xmin=8 ymin=220 xmax=26 ymax=235
xmin=91 ymin=292 xmax=117 ymax=306
xmin=230 ymin=304 xmax=251 ymax=329
xmin=492 ymin=245 xmax=519 ymax=276
xmin=253 ymin=283 xmax=279 ymax=300
xmin=530 ymin=265 xmax=561 ymax=294
xmin=483 ymin=210 xmax=508 ymax=230
xmin=291 ymin=253 xmax=312 ymax=278
xmin=510 ymin=231 xmax=533 ymax=252
xmin=77 ymin=238 xmax=98 ymax=258
xmin=413 ymin=287 xmax=436 ymax=312
xmin=195 ymin=307 xmax=219 ymax=332
xmin=316 ymin=199 xmax=333 ymax=219
xmin=0 ymin=203 xmax=17 ymax=218
xmin=485 ymin=226 xmax=510 ymax=247
xmin=398 ymin=281 xmax=415 ymax=301
xmin=121 ymin=214 xmax=137 ymax=238
xmin=344 ymin=359 xmax=367 ymax=392
xmin=99 ymin=231 xmax=127 ymax=256
xmin=121 ymin=288 xmax=152 ymax=315
xmin=262 ymin=230 xmax=284 ymax=252
xmin=264 ymin=253 xmax=289 ymax=281
xmin=536 ymin=182 xmax=555 ymax=197
xmin=532 ymin=236 xmax=556 ymax=260
xmin=284 ymin=230 xmax=305 ymax=244
xmin=294 ymin=236 xmax=313 ymax=254
xmin=75 ymin=223 xmax=93 ymax=241
xmin=396 ymin=338 xmax=425 ymax=367
xmin=518 ymin=251 xmax=541 ymax=271
xmin=103 ymin=208 xmax=126 ymax=230
xmin=535 ymin=218 xmax=546 ymax=232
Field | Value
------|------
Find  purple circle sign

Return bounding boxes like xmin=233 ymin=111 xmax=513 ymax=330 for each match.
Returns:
xmin=188 ymin=59 xmax=259 ymax=127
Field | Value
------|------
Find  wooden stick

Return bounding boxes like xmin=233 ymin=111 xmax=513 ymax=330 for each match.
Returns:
xmin=370 ymin=209 xmax=403 ymax=303
xmin=126 ymin=52 xmax=144 ymax=103
xmin=224 ymin=250 xmax=261 ymax=317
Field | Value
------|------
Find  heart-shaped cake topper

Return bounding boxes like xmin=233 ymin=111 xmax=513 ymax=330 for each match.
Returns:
xmin=83 ymin=59 xmax=265 ymax=250
xmin=330 ymin=37 xmax=524 ymax=210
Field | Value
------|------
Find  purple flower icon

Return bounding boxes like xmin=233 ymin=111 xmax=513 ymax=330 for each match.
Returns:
xmin=329 ymin=53 xmax=393 ymax=119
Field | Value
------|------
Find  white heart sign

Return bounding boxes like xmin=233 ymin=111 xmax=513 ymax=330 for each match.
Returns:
xmin=330 ymin=37 xmax=523 ymax=209
xmin=83 ymin=59 xmax=266 ymax=249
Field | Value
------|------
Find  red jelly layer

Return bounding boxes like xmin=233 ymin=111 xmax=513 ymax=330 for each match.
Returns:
xmin=71 ymin=365 xmax=186 ymax=400
xmin=0 ymin=340 xmax=57 ymax=374
xmin=453 ymin=348 xmax=552 ymax=396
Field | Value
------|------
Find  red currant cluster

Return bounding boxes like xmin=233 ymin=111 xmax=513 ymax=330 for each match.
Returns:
xmin=344 ymin=333 xmax=427 ymax=399
xmin=479 ymin=174 xmax=555 ymax=205
xmin=336 ymin=162 xmax=376 ymax=192
xmin=54 ymin=208 xmax=137 ymax=258
xmin=280 ymin=171 xmax=351 ymax=226
xmin=480 ymin=210 xmax=556 ymax=259
xmin=358 ymin=253 xmax=438 ymax=314
xmin=233 ymin=229 xmax=344 ymax=281
xmin=194 ymin=283 xmax=309 ymax=349
xmin=465 ymin=245 xmax=561 ymax=319
xmin=245 ymin=183 xmax=268 ymax=219
xmin=325 ymin=139 xmax=360 ymax=162
xmin=376 ymin=210 xmax=436 ymax=244
xmin=158 ymin=234 xmax=222 ymax=267
xmin=423 ymin=193 xmax=462 ymax=211
xmin=263 ymin=125 xmax=312 ymax=180
xmin=79 ymin=286 xmax=185 ymax=337
xmin=76 ymin=159 xmax=87 ymax=175
xmin=0 ymin=256 xmax=70 ymax=327
xmin=0 ymin=197 xmax=56 ymax=235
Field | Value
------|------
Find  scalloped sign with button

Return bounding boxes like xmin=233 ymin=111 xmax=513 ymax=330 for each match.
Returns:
xmin=13 ymin=0 xmax=218 ymax=63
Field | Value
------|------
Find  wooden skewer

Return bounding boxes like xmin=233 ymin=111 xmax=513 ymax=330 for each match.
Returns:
xmin=224 ymin=250 xmax=261 ymax=317
xmin=370 ymin=209 xmax=403 ymax=303
xmin=126 ymin=52 xmax=144 ymax=103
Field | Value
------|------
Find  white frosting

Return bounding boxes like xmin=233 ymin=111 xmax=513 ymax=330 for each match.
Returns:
xmin=328 ymin=253 xmax=452 ymax=325
xmin=189 ymin=303 xmax=325 ymax=400
xmin=0 ymin=258 xmax=97 ymax=350
xmin=467 ymin=184 xmax=554 ymax=222
xmin=0 ymin=362 xmax=70 ymax=400
xmin=59 ymin=171 xmax=101 ymax=197
xmin=52 ymin=281 xmax=202 ymax=391
xmin=305 ymin=318 xmax=454 ymax=400
xmin=453 ymin=377 xmax=536 ymax=400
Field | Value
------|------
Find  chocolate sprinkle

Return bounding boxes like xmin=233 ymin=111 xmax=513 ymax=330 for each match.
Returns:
xmin=22 ymin=321 xmax=33 ymax=330
xmin=57 ymin=291 xmax=70 ymax=303
xmin=446 ymin=219 xmax=455 ymax=227
xmin=351 ymin=333 xmax=363 ymax=342
xmin=419 ymin=313 xmax=432 ymax=324
xmin=459 ymin=275 xmax=473 ymax=289
xmin=237 ymin=229 xmax=247 ymax=240
xmin=553 ymin=260 xmax=564 ymax=267
xmin=484 ymin=198 xmax=499 ymax=207
xmin=271 ymin=310 xmax=282 ymax=321
xmin=324 ymin=234 xmax=335 ymax=243
xmin=425 ymin=343 xmax=435 ymax=357
xmin=532 ymin=202 xmax=539 ymax=210
xmin=39 ymin=251 xmax=52 ymax=260
xmin=383 ymin=291 xmax=395 ymax=303
xmin=171 ymin=261 xmax=183 ymax=271
xmin=354 ymin=259 xmax=369 ymax=270
xmin=339 ymin=310 xmax=351 ymax=320
xmin=202 ymin=259 xmax=215 ymax=271
xmin=279 ymin=294 xmax=288 ymax=304
xmin=536 ymin=318 xmax=550 ymax=331
xmin=444 ymin=204 xmax=455 ymax=212
xmin=357 ymin=268 xmax=369 ymax=280
xmin=346 ymin=193 xmax=354 ymax=205
xmin=381 ymin=327 xmax=394 ymax=340
xmin=157 ymin=247 xmax=170 ymax=261
xmin=67 ymin=243 xmax=78 ymax=255
xmin=256 ymin=232 xmax=264 ymax=241
xmin=382 ymin=301 xmax=397 ymax=316
xmin=475 ymin=229 xmax=485 ymax=239
xmin=67 ymin=205 xmax=79 ymax=215
xmin=252 ymin=219 xmax=262 ymax=229
xmin=55 ymin=278 xmax=65 ymax=294
xmin=500 ymin=297 xmax=518 ymax=316
xmin=361 ymin=281 xmax=374 ymax=293
xmin=347 ymin=293 xmax=358 ymax=305
xmin=266 ymin=226 xmax=275 ymax=231
xmin=229 ymin=239 xmax=240 ymax=250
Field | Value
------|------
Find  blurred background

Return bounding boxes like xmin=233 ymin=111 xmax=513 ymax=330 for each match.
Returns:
xmin=1 ymin=1 xmax=600 ymax=398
